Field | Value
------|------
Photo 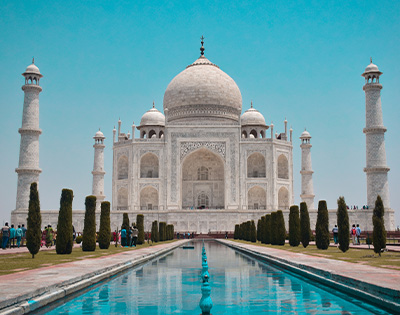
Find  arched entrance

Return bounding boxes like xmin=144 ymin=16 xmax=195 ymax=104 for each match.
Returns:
xmin=181 ymin=148 xmax=225 ymax=209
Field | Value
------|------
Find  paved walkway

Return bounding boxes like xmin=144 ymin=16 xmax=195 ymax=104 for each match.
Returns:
xmin=0 ymin=244 xmax=82 ymax=255
xmin=218 ymin=239 xmax=400 ymax=313
xmin=0 ymin=240 xmax=188 ymax=314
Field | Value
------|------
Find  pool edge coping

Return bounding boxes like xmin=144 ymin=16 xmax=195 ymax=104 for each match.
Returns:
xmin=0 ymin=240 xmax=190 ymax=315
xmin=217 ymin=239 xmax=400 ymax=314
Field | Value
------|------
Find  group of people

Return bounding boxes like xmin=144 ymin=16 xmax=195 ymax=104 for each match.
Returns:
xmin=346 ymin=205 xmax=370 ymax=210
xmin=332 ymin=224 xmax=362 ymax=245
xmin=1 ymin=222 xmax=27 ymax=249
xmin=176 ymin=232 xmax=195 ymax=239
xmin=41 ymin=225 xmax=56 ymax=248
xmin=115 ymin=225 xmax=139 ymax=247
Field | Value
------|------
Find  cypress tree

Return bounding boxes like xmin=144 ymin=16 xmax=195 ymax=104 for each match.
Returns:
xmin=98 ymin=201 xmax=111 ymax=249
xmin=122 ymin=213 xmax=130 ymax=231
xmin=257 ymin=219 xmax=261 ymax=241
xmin=270 ymin=212 xmax=277 ymax=245
xmin=136 ymin=214 xmax=145 ymax=245
xmin=151 ymin=220 xmax=159 ymax=242
xmin=250 ymin=220 xmax=257 ymax=242
xmin=26 ymin=182 xmax=42 ymax=259
xmin=56 ymin=189 xmax=74 ymax=254
xmin=337 ymin=196 xmax=349 ymax=253
xmin=260 ymin=216 xmax=266 ymax=244
xmin=315 ymin=200 xmax=330 ymax=250
xmin=300 ymin=202 xmax=311 ymax=248
xmin=247 ymin=221 xmax=251 ymax=241
xmin=372 ymin=195 xmax=386 ymax=256
xmin=276 ymin=210 xmax=286 ymax=246
xmin=82 ymin=195 xmax=96 ymax=251
xmin=289 ymin=205 xmax=300 ymax=247
xmin=265 ymin=214 xmax=271 ymax=244
xmin=159 ymin=222 xmax=167 ymax=241
xmin=234 ymin=224 xmax=239 ymax=239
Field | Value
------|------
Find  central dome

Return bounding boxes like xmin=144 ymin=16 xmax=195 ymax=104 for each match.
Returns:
xmin=163 ymin=55 xmax=242 ymax=124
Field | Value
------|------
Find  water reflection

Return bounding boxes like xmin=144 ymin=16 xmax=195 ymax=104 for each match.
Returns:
xmin=38 ymin=241 xmax=390 ymax=315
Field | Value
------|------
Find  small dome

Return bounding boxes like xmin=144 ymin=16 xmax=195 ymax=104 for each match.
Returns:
xmin=241 ymin=104 xmax=266 ymax=126
xmin=94 ymin=129 xmax=105 ymax=138
xmin=300 ymin=130 xmax=311 ymax=139
xmin=140 ymin=105 xmax=165 ymax=127
xmin=23 ymin=59 xmax=42 ymax=77
xmin=362 ymin=58 xmax=382 ymax=77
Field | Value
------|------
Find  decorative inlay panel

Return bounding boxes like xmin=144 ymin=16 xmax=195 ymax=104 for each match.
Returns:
xmin=180 ymin=141 xmax=226 ymax=162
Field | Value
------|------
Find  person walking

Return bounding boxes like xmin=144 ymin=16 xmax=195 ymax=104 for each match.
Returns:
xmin=131 ymin=225 xmax=139 ymax=247
xmin=21 ymin=224 xmax=27 ymax=246
xmin=1 ymin=223 xmax=10 ymax=250
xmin=16 ymin=225 xmax=23 ymax=248
xmin=128 ymin=226 xmax=133 ymax=247
xmin=9 ymin=225 xmax=16 ymax=248
xmin=356 ymin=224 xmax=362 ymax=245
xmin=120 ymin=227 xmax=127 ymax=247
xmin=332 ymin=225 xmax=339 ymax=244
xmin=351 ymin=224 xmax=357 ymax=245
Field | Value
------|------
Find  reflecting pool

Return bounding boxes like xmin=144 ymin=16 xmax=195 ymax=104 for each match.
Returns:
xmin=36 ymin=241 xmax=391 ymax=314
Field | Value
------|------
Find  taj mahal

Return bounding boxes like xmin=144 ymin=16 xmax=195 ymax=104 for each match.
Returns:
xmin=10 ymin=41 xmax=395 ymax=233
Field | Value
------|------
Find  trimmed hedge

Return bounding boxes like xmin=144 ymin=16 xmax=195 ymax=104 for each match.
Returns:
xmin=27 ymin=182 xmax=42 ymax=259
xmin=337 ymin=196 xmax=349 ymax=253
xmin=250 ymin=220 xmax=257 ymax=243
xmin=300 ymin=202 xmax=311 ymax=248
xmin=82 ymin=195 xmax=96 ymax=251
xmin=289 ymin=205 xmax=300 ymax=247
xmin=257 ymin=219 xmax=261 ymax=242
xmin=276 ymin=210 xmax=286 ymax=246
xmin=373 ymin=195 xmax=386 ymax=256
xmin=315 ymin=200 xmax=330 ymax=250
xmin=264 ymin=214 xmax=271 ymax=244
xmin=270 ymin=212 xmax=277 ymax=245
xmin=234 ymin=224 xmax=239 ymax=240
xmin=136 ymin=214 xmax=145 ymax=245
xmin=98 ymin=201 xmax=111 ymax=249
xmin=122 ymin=213 xmax=130 ymax=231
xmin=151 ymin=221 xmax=159 ymax=242
xmin=159 ymin=222 xmax=167 ymax=241
xmin=56 ymin=189 xmax=74 ymax=254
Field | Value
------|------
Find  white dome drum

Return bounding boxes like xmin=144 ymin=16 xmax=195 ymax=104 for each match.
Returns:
xmin=140 ymin=105 xmax=165 ymax=127
xmin=163 ymin=55 xmax=242 ymax=124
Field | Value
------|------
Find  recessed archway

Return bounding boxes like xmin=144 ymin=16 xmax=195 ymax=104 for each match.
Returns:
xmin=247 ymin=153 xmax=266 ymax=178
xmin=140 ymin=153 xmax=159 ymax=178
xmin=248 ymin=186 xmax=266 ymax=210
xmin=140 ymin=186 xmax=159 ymax=210
xmin=277 ymin=154 xmax=289 ymax=179
xmin=181 ymin=148 xmax=224 ymax=209
xmin=117 ymin=187 xmax=128 ymax=210
xmin=118 ymin=156 xmax=129 ymax=180
xmin=278 ymin=186 xmax=289 ymax=210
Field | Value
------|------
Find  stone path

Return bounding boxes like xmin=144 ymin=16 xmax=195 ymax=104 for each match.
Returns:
xmin=218 ymin=239 xmax=400 ymax=313
xmin=0 ymin=240 xmax=188 ymax=314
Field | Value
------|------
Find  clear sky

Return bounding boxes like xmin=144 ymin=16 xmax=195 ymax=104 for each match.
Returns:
xmin=1 ymin=1 xmax=399 ymax=227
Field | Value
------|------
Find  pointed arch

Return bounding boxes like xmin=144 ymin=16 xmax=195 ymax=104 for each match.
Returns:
xmin=140 ymin=186 xmax=158 ymax=210
xmin=278 ymin=186 xmax=289 ymax=210
xmin=140 ymin=153 xmax=159 ymax=178
xmin=277 ymin=154 xmax=289 ymax=179
xmin=117 ymin=187 xmax=128 ymax=210
xmin=247 ymin=152 xmax=266 ymax=178
xmin=248 ymin=186 xmax=266 ymax=210
xmin=118 ymin=155 xmax=129 ymax=179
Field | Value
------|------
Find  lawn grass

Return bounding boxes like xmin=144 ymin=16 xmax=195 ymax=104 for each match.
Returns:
xmin=0 ymin=240 xmax=176 ymax=276
xmin=232 ymin=240 xmax=400 ymax=271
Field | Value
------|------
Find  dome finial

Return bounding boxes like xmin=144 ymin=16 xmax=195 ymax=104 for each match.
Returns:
xmin=32 ymin=57 xmax=34 ymax=64
xmin=250 ymin=100 xmax=253 ymax=108
xmin=153 ymin=100 xmax=155 ymax=108
xmin=370 ymin=57 xmax=372 ymax=64
xmin=200 ymin=35 xmax=205 ymax=56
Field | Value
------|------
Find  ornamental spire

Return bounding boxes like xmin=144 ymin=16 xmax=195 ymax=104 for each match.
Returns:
xmin=153 ymin=100 xmax=155 ymax=108
xmin=200 ymin=35 xmax=205 ymax=56
xmin=32 ymin=57 xmax=34 ymax=64
xmin=370 ymin=57 xmax=372 ymax=64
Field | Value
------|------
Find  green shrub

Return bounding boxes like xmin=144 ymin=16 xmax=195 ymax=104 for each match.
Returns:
xmin=270 ymin=212 xmax=277 ymax=245
xmin=315 ymin=200 xmax=330 ymax=250
xmin=98 ymin=201 xmax=111 ymax=249
xmin=234 ymin=224 xmax=239 ymax=240
xmin=159 ymin=222 xmax=167 ymax=241
xmin=82 ymin=195 xmax=96 ymax=251
xmin=265 ymin=214 xmax=271 ymax=244
xmin=289 ymin=205 xmax=300 ymax=247
xmin=276 ymin=210 xmax=286 ymax=246
xmin=151 ymin=221 xmax=159 ymax=242
xmin=76 ymin=235 xmax=83 ymax=244
xmin=27 ymin=183 xmax=42 ymax=259
xmin=337 ymin=196 xmax=349 ymax=253
xmin=122 ymin=213 xmax=130 ymax=231
xmin=56 ymin=189 xmax=74 ymax=254
xmin=372 ymin=195 xmax=386 ymax=256
xmin=136 ymin=214 xmax=145 ymax=245
xmin=250 ymin=220 xmax=257 ymax=243
xmin=300 ymin=202 xmax=311 ymax=248
xmin=260 ymin=216 xmax=266 ymax=244
xmin=257 ymin=219 xmax=261 ymax=242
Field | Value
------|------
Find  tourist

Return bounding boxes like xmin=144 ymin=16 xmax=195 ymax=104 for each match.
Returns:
xmin=21 ymin=224 xmax=27 ymax=246
xmin=356 ymin=224 xmax=361 ymax=245
xmin=128 ymin=226 xmax=133 ymax=247
xmin=121 ymin=226 xmax=127 ymax=247
xmin=41 ymin=228 xmax=47 ymax=247
xmin=332 ymin=225 xmax=338 ymax=244
xmin=351 ymin=224 xmax=357 ymax=245
xmin=132 ymin=225 xmax=139 ymax=247
xmin=46 ymin=225 xmax=54 ymax=247
xmin=9 ymin=224 xmax=16 ymax=248
xmin=72 ymin=225 xmax=76 ymax=241
xmin=16 ymin=225 xmax=23 ymax=248
xmin=1 ymin=222 xmax=10 ymax=250
xmin=177 ymin=232 xmax=180 ymax=239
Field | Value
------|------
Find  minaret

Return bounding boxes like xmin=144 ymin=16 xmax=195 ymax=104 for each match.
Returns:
xmin=92 ymin=129 xmax=106 ymax=210
xmin=15 ymin=59 xmax=43 ymax=211
xmin=362 ymin=59 xmax=390 ymax=208
xmin=300 ymin=129 xmax=315 ymax=209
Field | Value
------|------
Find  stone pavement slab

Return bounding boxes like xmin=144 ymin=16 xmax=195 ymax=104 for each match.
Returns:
xmin=0 ymin=240 xmax=189 ymax=314
xmin=218 ymin=239 xmax=400 ymax=313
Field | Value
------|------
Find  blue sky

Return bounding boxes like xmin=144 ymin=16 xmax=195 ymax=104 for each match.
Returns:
xmin=1 ymin=1 xmax=399 ymax=227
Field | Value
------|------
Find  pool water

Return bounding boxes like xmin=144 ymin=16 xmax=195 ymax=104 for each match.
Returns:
xmin=36 ymin=241 xmax=391 ymax=314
